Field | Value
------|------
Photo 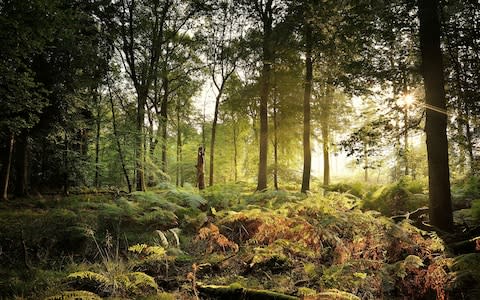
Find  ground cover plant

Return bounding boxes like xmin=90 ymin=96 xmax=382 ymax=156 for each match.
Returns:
xmin=1 ymin=181 xmax=480 ymax=299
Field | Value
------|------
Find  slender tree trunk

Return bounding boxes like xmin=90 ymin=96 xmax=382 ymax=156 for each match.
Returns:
xmin=404 ymin=106 xmax=409 ymax=176
xmin=320 ymin=85 xmax=332 ymax=186
xmin=273 ymin=89 xmax=279 ymax=190
xmin=63 ymin=131 xmax=69 ymax=196
xmin=135 ymin=89 xmax=146 ymax=191
xmin=14 ymin=134 xmax=29 ymax=197
xmin=465 ymin=109 xmax=475 ymax=174
xmin=233 ymin=120 xmax=238 ymax=183
xmin=301 ymin=24 xmax=313 ymax=193
xmin=196 ymin=146 xmax=206 ymax=190
xmin=94 ymin=93 xmax=101 ymax=188
xmin=160 ymin=79 xmax=169 ymax=174
xmin=322 ymin=126 xmax=330 ymax=186
xmin=418 ymin=0 xmax=453 ymax=231
xmin=257 ymin=3 xmax=273 ymax=192
xmin=108 ymin=78 xmax=132 ymax=193
xmin=2 ymin=134 xmax=14 ymax=201
xmin=176 ymin=103 xmax=181 ymax=187
xmin=364 ymin=144 xmax=369 ymax=182
xmin=209 ymin=93 xmax=222 ymax=186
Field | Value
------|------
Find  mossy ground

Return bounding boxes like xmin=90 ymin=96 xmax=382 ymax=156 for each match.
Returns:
xmin=1 ymin=181 xmax=479 ymax=299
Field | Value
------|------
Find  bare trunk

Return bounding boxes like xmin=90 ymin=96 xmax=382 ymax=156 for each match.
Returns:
xmin=404 ymin=107 xmax=409 ymax=176
xmin=196 ymin=146 xmax=206 ymax=190
xmin=108 ymin=77 xmax=132 ymax=193
xmin=176 ymin=104 xmax=181 ymax=187
xmin=322 ymin=126 xmax=330 ymax=186
xmin=135 ymin=89 xmax=146 ymax=191
xmin=2 ymin=135 xmax=14 ymax=201
xmin=301 ymin=24 xmax=313 ymax=193
xmin=256 ymin=3 xmax=273 ymax=192
xmin=418 ymin=0 xmax=453 ymax=231
xmin=160 ymin=79 xmax=169 ymax=174
xmin=465 ymin=110 xmax=475 ymax=173
xmin=233 ymin=121 xmax=238 ymax=182
xmin=273 ymin=90 xmax=279 ymax=190
xmin=14 ymin=134 xmax=29 ymax=197
xmin=63 ymin=131 xmax=69 ymax=196
xmin=364 ymin=144 xmax=369 ymax=182
xmin=209 ymin=93 xmax=222 ymax=186
xmin=94 ymin=93 xmax=101 ymax=188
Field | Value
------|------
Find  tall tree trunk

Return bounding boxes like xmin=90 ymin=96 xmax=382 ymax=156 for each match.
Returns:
xmin=14 ymin=134 xmax=29 ymax=197
xmin=301 ymin=24 xmax=313 ymax=193
xmin=404 ymin=106 xmax=409 ymax=176
xmin=2 ymin=134 xmax=14 ymax=201
xmin=257 ymin=2 xmax=273 ymax=191
xmin=465 ymin=109 xmax=475 ymax=174
xmin=63 ymin=131 xmax=69 ymax=196
xmin=136 ymin=89 xmax=146 ymax=191
xmin=94 ymin=92 xmax=101 ymax=188
xmin=160 ymin=79 xmax=169 ymax=174
xmin=322 ymin=126 xmax=330 ymax=186
xmin=364 ymin=144 xmax=369 ymax=182
xmin=320 ymin=85 xmax=332 ymax=186
xmin=233 ymin=120 xmax=238 ymax=183
xmin=273 ymin=88 xmax=279 ymax=190
xmin=176 ymin=103 xmax=181 ymax=187
xmin=418 ymin=0 xmax=453 ymax=231
xmin=209 ymin=93 xmax=222 ymax=186
xmin=196 ymin=146 xmax=206 ymax=190
xmin=108 ymin=78 xmax=132 ymax=193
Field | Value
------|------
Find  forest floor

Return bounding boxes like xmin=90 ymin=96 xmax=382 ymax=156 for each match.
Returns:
xmin=1 ymin=180 xmax=480 ymax=299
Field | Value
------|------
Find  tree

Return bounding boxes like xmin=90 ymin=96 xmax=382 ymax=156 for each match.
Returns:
xmin=418 ymin=0 xmax=453 ymax=231
xmin=203 ymin=0 xmax=243 ymax=186
xmin=301 ymin=20 xmax=313 ymax=193
xmin=237 ymin=0 xmax=282 ymax=191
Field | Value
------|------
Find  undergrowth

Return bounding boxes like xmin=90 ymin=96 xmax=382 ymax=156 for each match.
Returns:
xmin=0 ymin=182 xmax=478 ymax=299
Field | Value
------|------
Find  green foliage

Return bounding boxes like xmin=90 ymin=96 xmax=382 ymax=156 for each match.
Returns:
xmin=45 ymin=290 xmax=102 ymax=300
xmin=325 ymin=182 xmax=368 ymax=198
xmin=362 ymin=177 xmax=428 ymax=215
xmin=451 ymin=176 xmax=480 ymax=206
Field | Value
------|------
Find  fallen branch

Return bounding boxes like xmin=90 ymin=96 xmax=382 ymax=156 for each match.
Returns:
xmin=197 ymin=283 xmax=299 ymax=300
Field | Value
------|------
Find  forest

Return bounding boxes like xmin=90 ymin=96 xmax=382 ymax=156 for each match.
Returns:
xmin=1 ymin=0 xmax=480 ymax=299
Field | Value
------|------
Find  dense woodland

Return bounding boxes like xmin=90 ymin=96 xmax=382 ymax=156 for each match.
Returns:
xmin=1 ymin=0 xmax=480 ymax=299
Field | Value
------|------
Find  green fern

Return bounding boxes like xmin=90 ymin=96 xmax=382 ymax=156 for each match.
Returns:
xmin=44 ymin=290 xmax=102 ymax=300
xmin=67 ymin=271 xmax=109 ymax=286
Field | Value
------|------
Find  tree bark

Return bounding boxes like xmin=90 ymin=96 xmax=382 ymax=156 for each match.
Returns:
xmin=209 ymin=93 xmax=221 ymax=187
xmin=14 ymin=133 xmax=30 ymax=197
xmin=135 ymin=91 xmax=146 ymax=191
xmin=2 ymin=134 xmax=15 ymax=201
xmin=273 ymin=86 xmax=279 ymax=190
xmin=160 ymin=78 xmax=169 ymax=174
xmin=322 ymin=126 xmax=330 ymax=186
xmin=94 ymin=92 xmax=101 ymax=188
xmin=418 ymin=0 xmax=453 ymax=231
xmin=108 ymin=77 xmax=132 ymax=193
xmin=301 ymin=24 xmax=313 ymax=193
xmin=176 ymin=102 xmax=181 ymax=187
xmin=233 ymin=120 xmax=238 ymax=183
xmin=197 ymin=146 xmax=206 ymax=190
xmin=256 ymin=1 xmax=273 ymax=192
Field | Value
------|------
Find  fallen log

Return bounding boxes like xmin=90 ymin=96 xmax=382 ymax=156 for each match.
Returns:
xmin=197 ymin=283 xmax=299 ymax=300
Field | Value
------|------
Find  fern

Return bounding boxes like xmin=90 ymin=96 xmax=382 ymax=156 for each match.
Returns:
xmin=125 ymin=271 xmax=159 ymax=292
xmin=128 ymin=243 xmax=166 ymax=258
xmin=45 ymin=290 xmax=102 ymax=300
xmin=67 ymin=271 xmax=109 ymax=286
